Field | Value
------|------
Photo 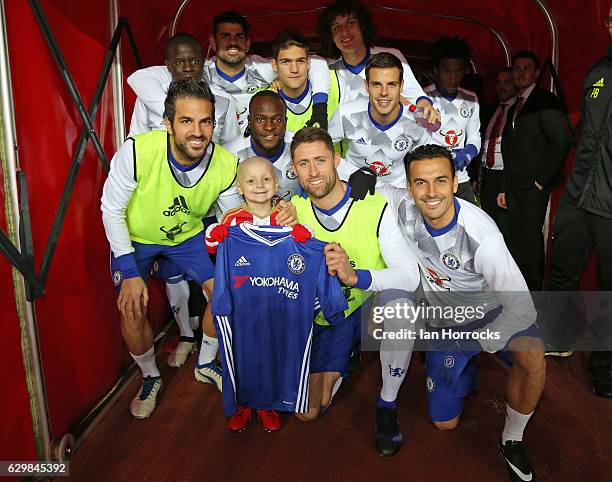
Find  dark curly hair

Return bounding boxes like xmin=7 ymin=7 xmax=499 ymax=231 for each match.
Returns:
xmin=316 ymin=0 xmax=377 ymax=59
xmin=430 ymin=36 xmax=472 ymax=67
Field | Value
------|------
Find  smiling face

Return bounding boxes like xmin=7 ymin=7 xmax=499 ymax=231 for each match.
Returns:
xmin=292 ymin=140 xmax=340 ymax=200
xmin=164 ymin=98 xmax=214 ymax=165
xmin=512 ymin=57 xmax=539 ymax=94
xmin=408 ymin=156 xmax=458 ymax=229
xmin=248 ymin=95 xmax=286 ymax=157
xmin=236 ymin=157 xmax=278 ymax=205
xmin=211 ymin=22 xmax=250 ymax=69
xmin=330 ymin=14 xmax=364 ymax=57
xmin=272 ymin=45 xmax=310 ymax=98
xmin=366 ymin=66 xmax=403 ymax=123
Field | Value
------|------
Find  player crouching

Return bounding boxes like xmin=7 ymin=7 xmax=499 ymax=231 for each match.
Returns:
xmin=382 ymin=145 xmax=546 ymax=481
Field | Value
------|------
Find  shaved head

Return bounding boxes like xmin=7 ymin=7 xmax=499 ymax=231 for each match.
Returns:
xmin=237 ymin=156 xmax=277 ymax=183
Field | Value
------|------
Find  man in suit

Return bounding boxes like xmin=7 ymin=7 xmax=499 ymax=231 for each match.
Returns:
xmin=480 ymin=68 xmax=516 ymax=238
xmin=498 ymin=51 xmax=571 ymax=290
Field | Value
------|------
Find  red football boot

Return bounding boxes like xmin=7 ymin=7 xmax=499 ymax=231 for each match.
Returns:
xmin=257 ymin=409 xmax=281 ymax=432
xmin=227 ymin=406 xmax=252 ymax=432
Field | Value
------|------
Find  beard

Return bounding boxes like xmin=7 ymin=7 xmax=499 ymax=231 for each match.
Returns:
xmin=303 ymin=173 xmax=337 ymax=199
xmin=217 ymin=46 xmax=247 ymax=68
xmin=173 ymin=135 xmax=209 ymax=164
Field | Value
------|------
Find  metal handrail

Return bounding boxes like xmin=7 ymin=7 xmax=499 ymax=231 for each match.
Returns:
xmin=29 ymin=0 xmax=111 ymax=173
xmin=0 ymin=5 xmax=143 ymax=298
xmin=1 ymin=0 xmax=50 ymax=460
xmin=169 ymin=1 xmax=512 ymax=67
xmin=533 ymin=0 xmax=559 ymax=92
xmin=0 ymin=1 xmax=144 ymax=462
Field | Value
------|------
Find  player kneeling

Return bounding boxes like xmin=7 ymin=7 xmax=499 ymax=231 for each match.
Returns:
xmin=382 ymin=145 xmax=546 ymax=481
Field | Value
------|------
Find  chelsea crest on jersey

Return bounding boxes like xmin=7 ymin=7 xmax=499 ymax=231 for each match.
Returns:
xmin=329 ymin=97 xmax=430 ymax=188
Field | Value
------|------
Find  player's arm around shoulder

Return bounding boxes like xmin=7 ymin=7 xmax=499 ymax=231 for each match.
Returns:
xmin=377 ymin=184 xmax=411 ymax=215
xmin=127 ymin=65 xmax=171 ymax=108
xmin=373 ymin=201 xmax=420 ymax=293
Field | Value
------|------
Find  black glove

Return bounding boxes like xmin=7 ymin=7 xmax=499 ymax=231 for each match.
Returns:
xmin=306 ymin=102 xmax=328 ymax=130
xmin=348 ymin=167 xmax=376 ymax=201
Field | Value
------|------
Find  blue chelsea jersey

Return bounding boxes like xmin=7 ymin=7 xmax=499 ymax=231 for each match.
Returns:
xmin=212 ymin=223 xmax=348 ymax=415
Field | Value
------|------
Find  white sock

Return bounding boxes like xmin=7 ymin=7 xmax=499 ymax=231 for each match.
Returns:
xmin=331 ymin=377 xmax=343 ymax=401
xmin=131 ymin=347 xmax=160 ymax=378
xmin=165 ymin=278 xmax=193 ymax=339
xmin=380 ymin=347 xmax=412 ymax=402
xmin=501 ymin=404 xmax=533 ymax=443
xmin=197 ymin=333 xmax=219 ymax=366
xmin=378 ymin=298 xmax=415 ymax=402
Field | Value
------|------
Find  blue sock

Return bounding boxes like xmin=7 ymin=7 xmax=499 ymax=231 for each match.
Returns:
xmin=377 ymin=394 xmax=397 ymax=410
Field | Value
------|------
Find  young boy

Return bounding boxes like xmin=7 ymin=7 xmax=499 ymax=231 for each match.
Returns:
xmin=206 ymin=156 xmax=285 ymax=254
xmin=205 ymin=156 xmax=294 ymax=431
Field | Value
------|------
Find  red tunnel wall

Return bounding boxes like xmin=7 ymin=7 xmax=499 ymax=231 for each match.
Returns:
xmin=2 ymin=0 xmax=169 ymax=458
xmin=1 ymin=0 xmax=609 ymax=462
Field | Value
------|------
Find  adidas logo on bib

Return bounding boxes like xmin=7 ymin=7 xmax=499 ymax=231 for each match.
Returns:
xmin=235 ymin=256 xmax=250 ymax=267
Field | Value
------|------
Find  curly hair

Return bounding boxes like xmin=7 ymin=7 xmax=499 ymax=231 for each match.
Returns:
xmin=316 ymin=0 xmax=377 ymax=59
xmin=430 ymin=36 xmax=472 ymax=67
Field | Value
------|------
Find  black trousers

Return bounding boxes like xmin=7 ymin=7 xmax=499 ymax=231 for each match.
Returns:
xmin=550 ymin=195 xmax=612 ymax=391
xmin=507 ymin=185 xmax=549 ymax=290
xmin=550 ymin=195 xmax=612 ymax=290
xmin=480 ymin=168 xmax=509 ymax=239
xmin=455 ymin=180 xmax=476 ymax=204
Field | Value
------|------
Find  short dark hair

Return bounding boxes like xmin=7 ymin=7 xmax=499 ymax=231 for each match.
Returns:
xmin=249 ymin=90 xmax=287 ymax=112
xmin=316 ymin=0 xmax=377 ymax=59
xmin=512 ymin=50 xmax=540 ymax=70
xmin=290 ymin=127 xmax=334 ymax=159
xmin=430 ymin=36 xmax=471 ymax=67
xmin=404 ymin=144 xmax=455 ymax=181
xmin=164 ymin=79 xmax=215 ymax=124
xmin=165 ymin=33 xmax=202 ymax=59
xmin=365 ymin=52 xmax=404 ymax=82
xmin=212 ymin=11 xmax=249 ymax=36
xmin=272 ymin=29 xmax=309 ymax=60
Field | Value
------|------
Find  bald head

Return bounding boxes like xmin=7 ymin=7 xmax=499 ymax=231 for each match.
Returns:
xmin=237 ymin=156 xmax=278 ymax=203
xmin=238 ymin=156 xmax=277 ymax=181
xmin=165 ymin=33 xmax=201 ymax=59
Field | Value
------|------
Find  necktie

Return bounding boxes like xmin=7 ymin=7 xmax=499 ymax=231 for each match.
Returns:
xmin=512 ymin=96 xmax=524 ymax=125
xmin=485 ymin=103 xmax=508 ymax=168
